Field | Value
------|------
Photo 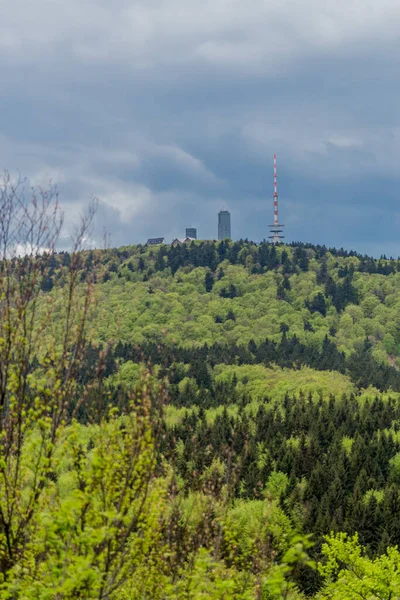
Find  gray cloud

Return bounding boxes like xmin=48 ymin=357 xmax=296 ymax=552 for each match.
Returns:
xmin=0 ymin=0 xmax=399 ymax=254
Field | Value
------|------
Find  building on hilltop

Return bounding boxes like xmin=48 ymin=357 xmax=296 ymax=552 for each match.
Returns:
xmin=171 ymin=237 xmax=196 ymax=246
xmin=218 ymin=210 xmax=231 ymax=240
xmin=185 ymin=227 xmax=197 ymax=239
xmin=146 ymin=237 xmax=166 ymax=245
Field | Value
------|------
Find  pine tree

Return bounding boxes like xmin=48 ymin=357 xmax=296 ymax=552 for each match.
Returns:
xmin=204 ymin=271 xmax=214 ymax=292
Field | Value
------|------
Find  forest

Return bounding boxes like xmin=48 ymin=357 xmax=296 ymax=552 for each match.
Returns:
xmin=1 ymin=185 xmax=400 ymax=599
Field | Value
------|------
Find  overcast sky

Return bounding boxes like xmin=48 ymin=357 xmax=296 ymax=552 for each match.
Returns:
xmin=1 ymin=0 xmax=400 ymax=255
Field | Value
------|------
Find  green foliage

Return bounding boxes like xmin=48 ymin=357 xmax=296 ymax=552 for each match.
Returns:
xmin=163 ymin=548 xmax=254 ymax=600
xmin=389 ymin=452 xmax=400 ymax=484
xmin=1 ymin=400 xmax=166 ymax=599
xmin=264 ymin=535 xmax=315 ymax=599
xmin=214 ymin=364 xmax=354 ymax=401
xmin=266 ymin=472 xmax=290 ymax=501
xmin=5 ymin=231 xmax=400 ymax=598
xmin=318 ymin=533 xmax=400 ymax=599
xmin=68 ymin=242 xmax=398 ymax=364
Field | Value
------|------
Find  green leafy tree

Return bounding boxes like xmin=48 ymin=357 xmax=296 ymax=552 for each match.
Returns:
xmin=3 ymin=396 xmax=166 ymax=599
xmin=0 ymin=178 xmax=101 ymax=586
xmin=318 ymin=533 xmax=400 ymax=599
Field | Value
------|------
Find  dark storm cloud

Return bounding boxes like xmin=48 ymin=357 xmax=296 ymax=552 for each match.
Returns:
xmin=0 ymin=0 xmax=400 ymax=254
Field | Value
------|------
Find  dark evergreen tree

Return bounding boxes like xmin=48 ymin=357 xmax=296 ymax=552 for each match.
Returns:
xmin=307 ymin=293 xmax=327 ymax=317
xmin=204 ymin=271 xmax=214 ymax=292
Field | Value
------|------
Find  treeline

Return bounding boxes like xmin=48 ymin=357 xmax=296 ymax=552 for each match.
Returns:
xmin=86 ymin=333 xmax=400 ymax=393
xmin=33 ymin=239 xmax=400 ymax=291
xmin=149 ymin=240 xmax=399 ymax=277
xmin=161 ymin=390 xmax=400 ymax=593
xmin=289 ymin=241 xmax=399 ymax=269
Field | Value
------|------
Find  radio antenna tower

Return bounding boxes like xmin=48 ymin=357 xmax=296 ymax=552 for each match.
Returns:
xmin=268 ymin=154 xmax=285 ymax=243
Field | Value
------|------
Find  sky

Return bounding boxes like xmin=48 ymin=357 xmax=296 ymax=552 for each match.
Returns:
xmin=1 ymin=0 xmax=400 ymax=256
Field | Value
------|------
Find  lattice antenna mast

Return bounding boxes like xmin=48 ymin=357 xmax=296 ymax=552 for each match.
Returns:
xmin=268 ymin=154 xmax=285 ymax=243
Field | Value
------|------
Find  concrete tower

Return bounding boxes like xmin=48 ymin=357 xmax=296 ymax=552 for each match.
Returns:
xmin=185 ymin=227 xmax=197 ymax=239
xmin=218 ymin=210 xmax=231 ymax=240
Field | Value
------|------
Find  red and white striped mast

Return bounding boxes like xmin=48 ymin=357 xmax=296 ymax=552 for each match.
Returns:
xmin=268 ymin=154 xmax=285 ymax=243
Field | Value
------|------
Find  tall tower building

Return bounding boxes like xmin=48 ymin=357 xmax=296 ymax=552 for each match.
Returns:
xmin=218 ymin=210 xmax=231 ymax=240
xmin=185 ymin=227 xmax=197 ymax=239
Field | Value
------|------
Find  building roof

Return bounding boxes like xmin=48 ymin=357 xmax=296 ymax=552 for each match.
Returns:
xmin=171 ymin=237 xmax=196 ymax=245
xmin=146 ymin=237 xmax=166 ymax=245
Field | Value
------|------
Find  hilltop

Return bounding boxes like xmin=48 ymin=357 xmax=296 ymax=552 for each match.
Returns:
xmin=42 ymin=239 xmax=400 ymax=392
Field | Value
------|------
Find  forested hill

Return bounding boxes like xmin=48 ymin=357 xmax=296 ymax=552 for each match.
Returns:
xmin=26 ymin=239 xmax=400 ymax=596
xmin=43 ymin=239 xmax=400 ymax=392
